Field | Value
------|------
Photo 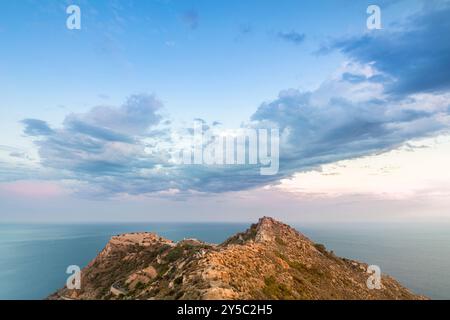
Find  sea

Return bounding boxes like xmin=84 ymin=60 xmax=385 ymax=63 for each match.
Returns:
xmin=0 ymin=222 xmax=449 ymax=300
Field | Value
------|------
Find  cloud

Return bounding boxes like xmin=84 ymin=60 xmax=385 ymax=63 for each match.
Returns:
xmin=277 ymin=31 xmax=306 ymax=45
xmin=19 ymin=94 xmax=278 ymax=197
xmin=251 ymin=79 xmax=450 ymax=178
xmin=68 ymin=94 xmax=162 ymax=136
xmin=19 ymin=94 xmax=171 ymax=195
xmin=322 ymin=2 xmax=450 ymax=95
xmin=19 ymin=65 xmax=450 ymax=199
xmin=63 ymin=118 xmax=134 ymax=143
xmin=21 ymin=94 xmax=162 ymax=142
xmin=9 ymin=152 xmax=30 ymax=160
xmin=12 ymin=4 xmax=450 ymax=199
xmin=21 ymin=119 xmax=54 ymax=136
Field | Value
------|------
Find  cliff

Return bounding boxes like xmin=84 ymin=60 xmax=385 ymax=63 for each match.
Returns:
xmin=49 ymin=217 xmax=425 ymax=300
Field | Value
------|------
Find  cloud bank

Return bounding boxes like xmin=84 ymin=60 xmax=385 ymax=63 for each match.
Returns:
xmin=322 ymin=2 xmax=450 ymax=96
xmin=15 ymin=4 xmax=450 ymax=198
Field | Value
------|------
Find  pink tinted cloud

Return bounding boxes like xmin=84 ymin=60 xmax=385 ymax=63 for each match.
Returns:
xmin=0 ymin=180 xmax=67 ymax=198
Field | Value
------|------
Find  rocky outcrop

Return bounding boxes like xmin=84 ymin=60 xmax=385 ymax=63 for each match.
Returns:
xmin=48 ymin=217 xmax=426 ymax=300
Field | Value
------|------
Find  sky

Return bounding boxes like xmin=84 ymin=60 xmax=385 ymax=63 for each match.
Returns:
xmin=1 ymin=0 xmax=450 ymax=223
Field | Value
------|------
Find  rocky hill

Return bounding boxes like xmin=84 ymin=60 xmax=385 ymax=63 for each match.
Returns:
xmin=49 ymin=217 xmax=425 ymax=300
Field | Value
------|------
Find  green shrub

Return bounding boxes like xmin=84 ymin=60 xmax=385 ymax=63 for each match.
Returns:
xmin=134 ymin=281 xmax=145 ymax=290
xmin=262 ymin=276 xmax=293 ymax=299
xmin=165 ymin=246 xmax=185 ymax=262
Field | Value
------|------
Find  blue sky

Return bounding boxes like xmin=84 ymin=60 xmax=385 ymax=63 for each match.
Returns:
xmin=0 ymin=0 xmax=421 ymax=126
xmin=1 ymin=0 xmax=450 ymax=222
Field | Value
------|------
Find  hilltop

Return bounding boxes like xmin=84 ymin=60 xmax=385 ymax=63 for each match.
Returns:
xmin=49 ymin=217 xmax=424 ymax=300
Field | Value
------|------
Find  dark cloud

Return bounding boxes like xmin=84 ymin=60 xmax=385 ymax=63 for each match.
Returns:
xmin=251 ymin=89 xmax=448 ymax=177
xmin=323 ymin=3 xmax=450 ymax=95
xmin=278 ymin=31 xmax=306 ymax=45
xmin=19 ymin=94 xmax=170 ymax=195
xmin=64 ymin=118 xmax=134 ymax=143
xmin=20 ymin=81 xmax=449 ymax=199
xmin=21 ymin=119 xmax=54 ymax=136
xmin=71 ymin=94 xmax=162 ymax=136
xmin=9 ymin=152 xmax=29 ymax=159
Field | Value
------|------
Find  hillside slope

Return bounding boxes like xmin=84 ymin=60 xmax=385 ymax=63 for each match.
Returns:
xmin=49 ymin=217 xmax=425 ymax=300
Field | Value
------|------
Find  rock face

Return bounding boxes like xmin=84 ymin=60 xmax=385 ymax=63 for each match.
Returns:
xmin=49 ymin=217 xmax=425 ymax=300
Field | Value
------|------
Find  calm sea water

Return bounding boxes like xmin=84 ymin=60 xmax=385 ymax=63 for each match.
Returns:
xmin=0 ymin=222 xmax=449 ymax=300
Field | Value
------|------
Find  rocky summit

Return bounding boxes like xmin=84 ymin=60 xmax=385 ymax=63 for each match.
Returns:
xmin=49 ymin=217 xmax=425 ymax=300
